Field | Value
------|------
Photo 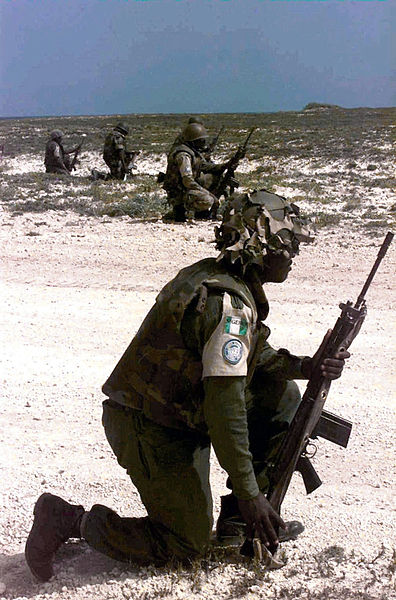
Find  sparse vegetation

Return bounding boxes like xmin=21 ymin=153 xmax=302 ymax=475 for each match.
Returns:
xmin=310 ymin=211 xmax=343 ymax=227
xmin=1 ymin=107 xmax=394 ymax=233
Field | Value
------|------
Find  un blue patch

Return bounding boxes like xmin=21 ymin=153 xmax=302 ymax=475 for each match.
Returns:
xmin=222 ymin=339 xmax=243 ymax=365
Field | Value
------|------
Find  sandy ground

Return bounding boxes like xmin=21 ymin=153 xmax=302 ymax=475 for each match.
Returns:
xmin=0 ymin=209 xmax=395 ymax=600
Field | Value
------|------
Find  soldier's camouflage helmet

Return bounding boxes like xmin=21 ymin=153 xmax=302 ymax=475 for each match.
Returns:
xmin=115 ymin=122 xmax=129 ymax=136
xmin=182 ymin=123 xmax=208 ymax=142
xmin=215 ymin=189 xmax=314 ymax=271
xmin=50 ymin=130 xmax=64 ymax=140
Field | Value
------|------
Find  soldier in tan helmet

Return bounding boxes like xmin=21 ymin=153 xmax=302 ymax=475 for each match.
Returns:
xmin=162 ymin=121 xmax=231 ymax=222
xmin=102 ymin=121 xmax=132 ymax=180
xmin=44 ymin=130 xmax=82 ymax=175
xmin=25 ymin=190 xmax=350 ymax=581
xmin=166 ymin=116 xmax=205 ymax=158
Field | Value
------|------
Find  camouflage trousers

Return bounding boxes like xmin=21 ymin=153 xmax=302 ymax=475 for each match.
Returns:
xmin=45 ymin=166 xmax=70 ymax=175
xmin=104 ymin=160 xmax=127 ymax=180
xmin=81 ymin=376 xmax=301 ymax=565
xmin=168 ymin=188 xmax=216 ymax=214
xmin=168 ymin=173 xmax=218 ymax=211
xmin=45 ymin=155 xmax=72 ymax=175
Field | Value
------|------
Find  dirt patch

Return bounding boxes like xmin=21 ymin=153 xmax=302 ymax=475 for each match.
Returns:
xmin=0 ymin=206 xmax=395 ymax=599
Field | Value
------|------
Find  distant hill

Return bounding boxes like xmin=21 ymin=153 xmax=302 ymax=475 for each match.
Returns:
xmin=303 ymin=102 xmax=342 ymax=111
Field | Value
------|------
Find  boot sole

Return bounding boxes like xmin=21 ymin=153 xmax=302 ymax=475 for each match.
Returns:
xmin=25 ymin=494 xmax=55 ymax=582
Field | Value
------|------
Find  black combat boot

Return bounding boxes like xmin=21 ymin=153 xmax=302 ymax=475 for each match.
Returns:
xmin=194 ymin=209 xmax=211 ymax=220
xmin=216 ymin=493 xmax=304 ymax=545
xmin=25 ymin=493 xmax=85 ymax=582
xmin=163 ymin=204 xmax=186 ymax=223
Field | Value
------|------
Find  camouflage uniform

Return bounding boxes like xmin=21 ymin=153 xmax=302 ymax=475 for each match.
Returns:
xmin=24 ymin=191 xmax=316 ymax=581
xmin=44 ymin=130 xmax=72 ymax=175
xmin=163 ymin=143 xmax=217 ymax=216
xmin=163 ymin=123 xmax=228 ymax=221
xmin=80 ymin=191 xmax=314 ymax=564
xmin=103 ymin=123 xmax=129 ymax=180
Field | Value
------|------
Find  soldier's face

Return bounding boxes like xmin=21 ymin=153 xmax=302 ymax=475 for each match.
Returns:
xmin=192 ymin=138 xmax=207 ymax=151
xmin=260 ymin=252 xmax=293 ymax=283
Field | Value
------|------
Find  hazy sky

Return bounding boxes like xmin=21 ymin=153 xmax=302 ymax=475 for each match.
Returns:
xmin=0 ymin=0 xmax=394 ymax=117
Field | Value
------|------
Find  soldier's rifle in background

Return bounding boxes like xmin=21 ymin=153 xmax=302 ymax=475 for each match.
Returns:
xmin=213 ymin=127 xmax=256 ymax=200
xmin=206 ymin=126 xmax=224 ymax=154
xmin=68 ymin=140 xmax=84 ymax=171
xmin=241 ymin=231 xmax=394 ymax=565
xmin=124 ymin=150 xmax=140 ymax=177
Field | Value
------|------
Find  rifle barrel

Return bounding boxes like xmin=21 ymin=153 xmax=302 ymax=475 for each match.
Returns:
xmin=355 ymin=231 xmax=394 ymax=309
xmin=243 ymin=127 xmax=256 ymax=148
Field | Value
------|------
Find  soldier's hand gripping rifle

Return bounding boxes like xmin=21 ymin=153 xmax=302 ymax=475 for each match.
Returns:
xmin=125 ymin=150 xmax=140 ymax=176
xmin=242 ymin=231 xmax=394 ymax=563
xmin=213 ymin=127 xmax=256 ymax=199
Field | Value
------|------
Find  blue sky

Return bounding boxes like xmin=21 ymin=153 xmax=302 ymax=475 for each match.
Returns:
xmin=0 ymin=0 xmax=394 ymax=117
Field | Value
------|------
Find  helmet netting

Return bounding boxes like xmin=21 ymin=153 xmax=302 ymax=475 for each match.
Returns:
xmin=215 ymin=189 xmax=314 ymax=271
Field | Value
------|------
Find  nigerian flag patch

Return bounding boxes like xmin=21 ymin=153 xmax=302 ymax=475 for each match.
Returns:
xmin=225 ymin=316 xmax=248 ymax=336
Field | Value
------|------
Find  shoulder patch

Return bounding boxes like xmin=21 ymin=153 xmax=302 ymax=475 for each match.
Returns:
xmin=225 ymin=316 xmax=248 ymax=336
xmin=222 ymin=339 xmax=243 ymax=365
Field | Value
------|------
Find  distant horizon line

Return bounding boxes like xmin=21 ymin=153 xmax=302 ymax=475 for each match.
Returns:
xmin=1 ymin=105 xmax=395 ymax=120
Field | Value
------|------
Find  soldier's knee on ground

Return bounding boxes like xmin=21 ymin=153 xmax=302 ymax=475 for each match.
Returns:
xmin=170 ymin=523 xmax=211 ymax=561
xmin=64 ymin=156 xmax=72 ymax=170
xmin=185 ymin=190 xmax=214 ymax=213
xmin=81 ymin=502 xmax=211 ymax=565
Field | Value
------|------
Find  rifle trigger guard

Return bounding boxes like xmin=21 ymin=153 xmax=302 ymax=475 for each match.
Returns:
xmin=302 ymin=441 xmax=317 ymax=459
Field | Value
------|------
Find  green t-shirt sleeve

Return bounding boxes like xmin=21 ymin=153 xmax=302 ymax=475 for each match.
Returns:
xmin=181 ymin=290 xmax=259 ymax=500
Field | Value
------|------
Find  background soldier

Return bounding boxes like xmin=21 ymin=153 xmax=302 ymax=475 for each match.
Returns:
xmin=25 ymin=190 xmax=350 ymax=581
xmin=44 ymin=130 xmax=81 ymax=176
xmin=157 ymin=117 xmax=214 ymax=186
xmin=102 ymin=121 xmax=134 ymax=181
xmin=162 ymin=122 xmax=230 ymax=222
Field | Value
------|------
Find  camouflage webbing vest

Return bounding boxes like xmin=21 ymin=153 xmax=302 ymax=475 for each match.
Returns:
xmin=44 ymin=140 xmax=65 ymax=169
xmin=103 ymin=131 xmax=125 ymax=166
xmin=102 ymin=258 xmax=265 ymax=431
xmin=163 ymin=143 xmax=204 ymax=197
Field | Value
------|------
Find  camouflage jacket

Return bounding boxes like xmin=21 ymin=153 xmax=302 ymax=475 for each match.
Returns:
xmin=162 ymin=143 xmax=208 ymax=197
xmin=103 ymin=131 xmax=126 ymax=166
xmin=167 ymin=135 xmax=213 ymax=162
xmin=102 ymin=258 xmax=266 ymax=431
xmin=44 ymin=140 xmax=68 ymax=171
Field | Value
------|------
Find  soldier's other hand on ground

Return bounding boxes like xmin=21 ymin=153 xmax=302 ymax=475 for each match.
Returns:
xmin=237 ymin=492 xmax=286 ymax=548
xmin=302 ymin=329 xmax=351 ymax=380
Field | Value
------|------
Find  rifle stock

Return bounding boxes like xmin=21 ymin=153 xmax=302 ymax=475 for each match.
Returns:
xmin=265 ymin=231 xmax=393 ymax=550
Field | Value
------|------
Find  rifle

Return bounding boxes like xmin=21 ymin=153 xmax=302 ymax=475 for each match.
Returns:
xmin=207 ymin=126 xmax=224 ymax=154
xmin=213 ymin=127 xmax=256 ymax=199
xmin=242 ymin=231 xmax=394 ymax=561
xmin=69 ymin=140 xmax=84 ymax=171
xmin=124 ymin=150 xmax=140 ymax=176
